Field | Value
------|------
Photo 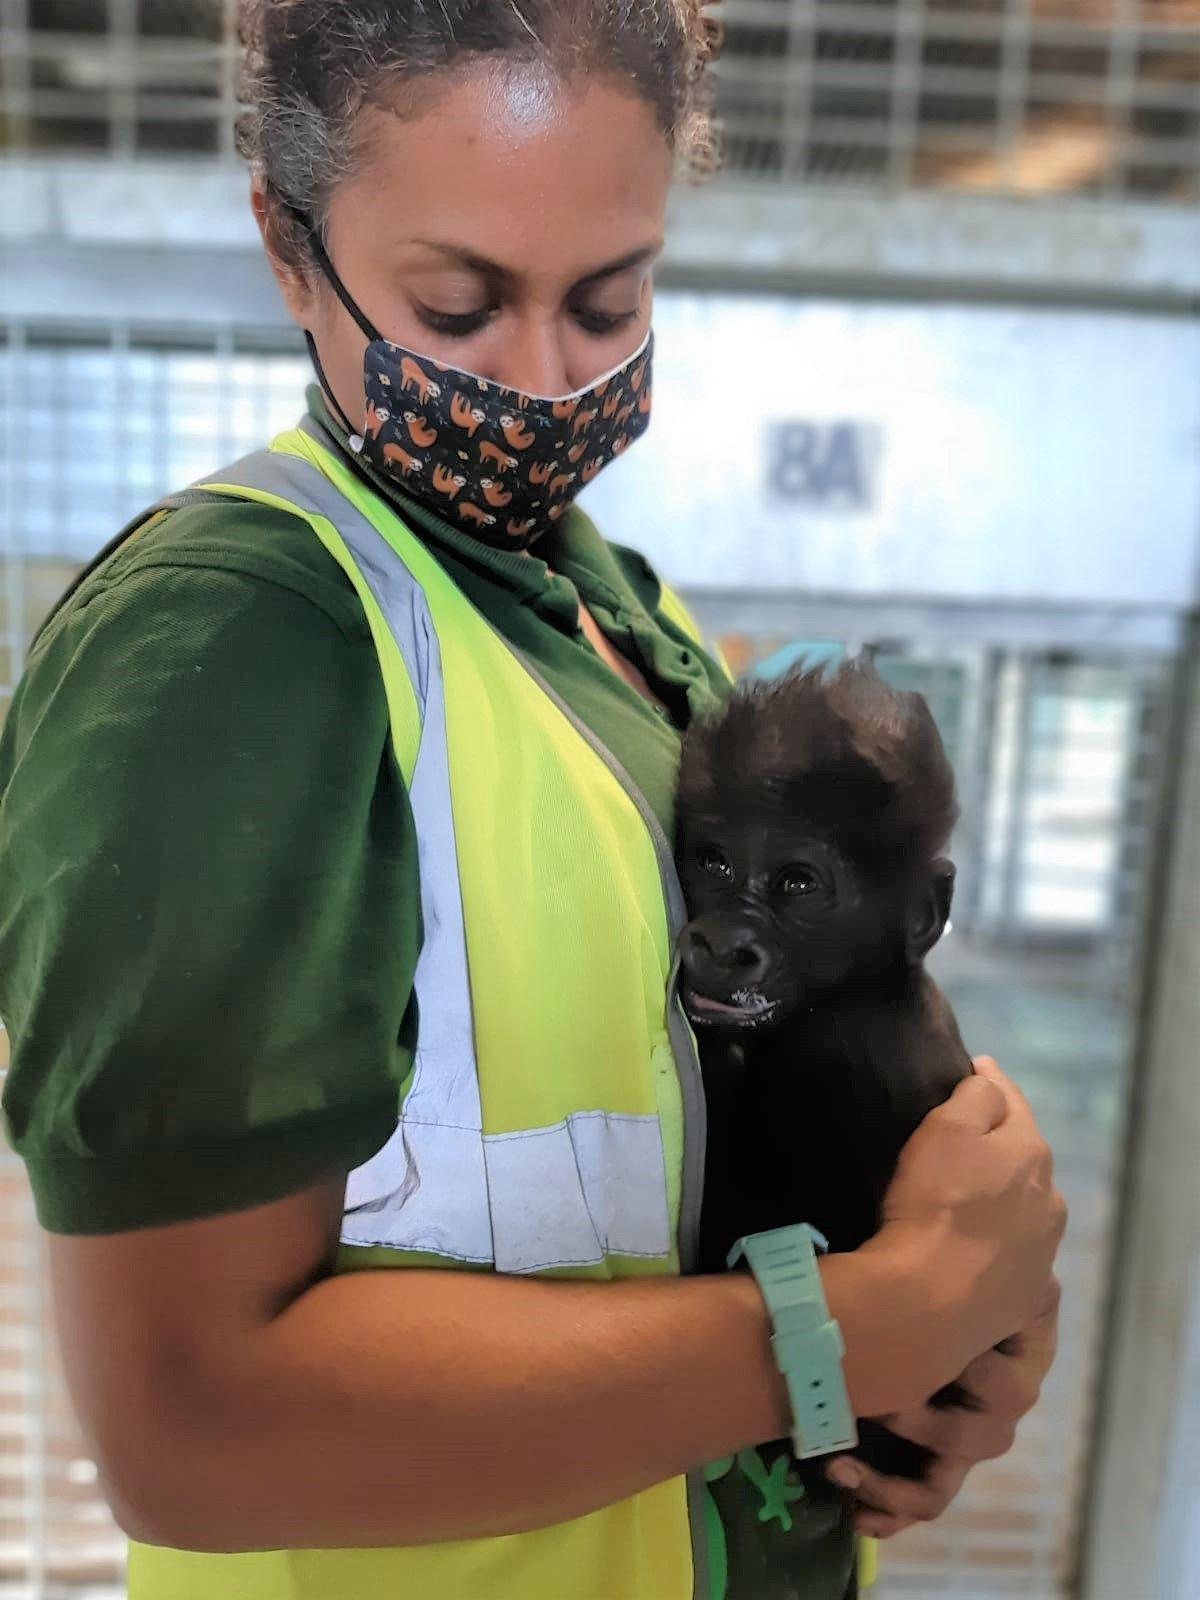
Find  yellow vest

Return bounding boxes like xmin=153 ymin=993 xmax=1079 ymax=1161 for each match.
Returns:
xmin=127 ymin=421 xmax=876 ymax=1598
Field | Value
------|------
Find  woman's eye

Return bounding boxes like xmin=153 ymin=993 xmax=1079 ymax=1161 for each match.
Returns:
xmin=697 ymin=846 xmax=733 ymax=881
xmin=415 ymin=303 xmax=499 ymax=339
xmin=779 ymin=866 xmax=818 ymax=897
xmin=572 ymin=307 xmax=640 ymax=337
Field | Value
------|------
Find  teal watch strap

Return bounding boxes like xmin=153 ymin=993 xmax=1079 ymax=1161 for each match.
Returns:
xmin=727 ymin=1223 xmax=858 ymax=1461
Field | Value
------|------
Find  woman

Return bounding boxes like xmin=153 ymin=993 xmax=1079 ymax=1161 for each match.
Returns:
xmin=0 ymin=4 xmax=1065 ymax=1598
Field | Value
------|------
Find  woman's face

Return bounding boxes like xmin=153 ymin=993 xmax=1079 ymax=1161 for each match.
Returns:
xmin=257 ymin=63 xmax=674 ymax=417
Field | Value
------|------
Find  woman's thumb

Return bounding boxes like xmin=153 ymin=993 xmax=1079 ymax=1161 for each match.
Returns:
xmin=940 ymin=1069 xmax=1008 ymax=1135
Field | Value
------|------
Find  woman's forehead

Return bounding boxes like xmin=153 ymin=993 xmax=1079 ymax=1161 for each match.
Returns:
xmin=327 ymin=64 xmax=672 ymax=285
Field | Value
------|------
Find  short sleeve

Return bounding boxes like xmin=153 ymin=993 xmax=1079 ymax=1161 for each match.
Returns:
xmin=0 ymin=548 xmax=420 ymax=1235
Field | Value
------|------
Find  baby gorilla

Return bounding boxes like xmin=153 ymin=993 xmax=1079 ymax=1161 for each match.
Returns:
xmin=675 ymin=660 xmax=974 ymax=1550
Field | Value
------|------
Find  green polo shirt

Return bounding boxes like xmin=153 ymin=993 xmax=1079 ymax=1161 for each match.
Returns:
xmin=0 ymin=386 xmax=729 ymax=1236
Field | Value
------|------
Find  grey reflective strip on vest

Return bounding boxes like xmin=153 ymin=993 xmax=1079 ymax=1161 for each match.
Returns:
xmin=195 ymin=439 xmax=671 ymax=1275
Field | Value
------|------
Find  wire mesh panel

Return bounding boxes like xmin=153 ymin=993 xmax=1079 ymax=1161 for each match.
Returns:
xmin=2 ymin=0 xmax=237 ymax=160
xmin=0 ymin=325 xmax=308 ymax=682
xmin=699 ymin=618 xmax=1179 ymax=1600
xmin=2 ymin=0 xmax=1199 ymax=200
xmin=716 ymin=0 xmax=1200 ymax=199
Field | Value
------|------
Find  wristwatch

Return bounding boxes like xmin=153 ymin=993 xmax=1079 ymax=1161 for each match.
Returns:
xmin=727 ymin=1223 xmax=858 ymax=1461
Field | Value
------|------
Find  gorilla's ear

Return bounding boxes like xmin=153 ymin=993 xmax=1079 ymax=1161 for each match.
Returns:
xmin=907 ymin=859 xmax=956 ymax=963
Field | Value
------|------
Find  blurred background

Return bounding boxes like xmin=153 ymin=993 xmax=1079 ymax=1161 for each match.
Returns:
xmin=1 ymin=1 xmax=1199 ymax=1597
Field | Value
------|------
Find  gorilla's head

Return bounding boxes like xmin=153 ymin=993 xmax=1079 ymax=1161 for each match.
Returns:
xmin=675 ymin=660 xmax=959 ymax=1032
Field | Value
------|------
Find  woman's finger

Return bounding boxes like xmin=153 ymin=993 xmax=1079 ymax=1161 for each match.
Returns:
xmin=858 ymin=1394 xmax=1019 ymax=1466
xmin=870 ymin=1337 xmax=1052 ymax=1462
xmin=972 ymin=1057 xmax=1043 ymax=1141
xmin=965 ymin=1336 xmax=1053 ymax=1410
xmin=827 ymin=1452 xmax=969 ymax=1532
xmin=853 ymin=1506 xmax=917 ymax=1540
xmin=935 ymin=1072 xmax=1009 ymax=1136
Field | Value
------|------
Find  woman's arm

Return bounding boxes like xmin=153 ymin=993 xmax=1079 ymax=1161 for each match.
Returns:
xmin=47 ymin=1063 xmax=1062 ymax=1555
xmin=43 ymin=1178 xmax=880 ymax=1553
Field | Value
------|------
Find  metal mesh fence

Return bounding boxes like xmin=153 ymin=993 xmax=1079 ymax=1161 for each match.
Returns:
xmin=1 ymin=0 xmax=1199 ymax=201
xmin=716 ymin=0 xmax=1200 ymax=199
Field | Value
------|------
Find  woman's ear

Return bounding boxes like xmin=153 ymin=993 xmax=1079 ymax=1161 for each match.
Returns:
xmin=906 ymin=859 xmax=956 ymax=963
xmin=251 ymin=180 xmax=319 ymax=326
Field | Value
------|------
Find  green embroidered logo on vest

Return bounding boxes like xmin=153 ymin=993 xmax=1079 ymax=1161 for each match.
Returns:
xmin=736 ymin=1446 xmax=808 ymax=1533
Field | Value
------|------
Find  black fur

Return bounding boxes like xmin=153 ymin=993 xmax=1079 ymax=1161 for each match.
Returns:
xmin=675 ymin=660 xmax=974 ymax=1547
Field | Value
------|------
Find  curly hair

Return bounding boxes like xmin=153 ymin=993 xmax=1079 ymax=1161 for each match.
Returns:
xmin=236 ymin=0 xmax=723 ymax=271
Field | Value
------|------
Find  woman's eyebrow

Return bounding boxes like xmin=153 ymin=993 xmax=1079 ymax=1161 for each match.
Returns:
xmin=572 ymin=243 xmax=664 ymax=288
xmin=408 ymin=239 xmax=663 ymax=289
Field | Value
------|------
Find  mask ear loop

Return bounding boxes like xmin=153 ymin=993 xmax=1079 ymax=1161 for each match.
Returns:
xmin=301 ymin=330 xmax=365 ymax=453
xmin=282 ymin=201 xmax=382 ymax=451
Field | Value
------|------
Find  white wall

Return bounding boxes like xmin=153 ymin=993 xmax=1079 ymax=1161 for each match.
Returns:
xmin=581 ymin=294 xmax=1200 ymax=610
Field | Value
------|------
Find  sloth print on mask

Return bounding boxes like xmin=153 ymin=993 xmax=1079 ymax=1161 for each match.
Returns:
xmin=355 ymin=332 xmax=654 ymax=551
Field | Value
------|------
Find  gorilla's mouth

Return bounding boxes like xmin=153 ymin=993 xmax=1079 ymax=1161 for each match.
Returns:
xmin=682 ymin=985 xmax=781 ymax=1029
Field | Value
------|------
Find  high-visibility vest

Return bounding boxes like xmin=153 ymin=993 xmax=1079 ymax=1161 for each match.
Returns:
xmin=126 ymin=417 xmax=717 ymax=1600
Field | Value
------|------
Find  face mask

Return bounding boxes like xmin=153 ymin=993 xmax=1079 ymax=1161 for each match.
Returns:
xmin=294 ymin=214 xmax=654 ymax=551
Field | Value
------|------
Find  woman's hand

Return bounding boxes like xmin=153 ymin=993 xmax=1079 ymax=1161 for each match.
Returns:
xmin=873 ymin=1057 xmax=1067 ymax=1367
xmin=822 ymin=1276 xmax=1061 ymax=1537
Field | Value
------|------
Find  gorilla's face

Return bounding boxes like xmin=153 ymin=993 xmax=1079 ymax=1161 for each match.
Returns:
xmin=676 ymin=811 xmax=909 ymax=1032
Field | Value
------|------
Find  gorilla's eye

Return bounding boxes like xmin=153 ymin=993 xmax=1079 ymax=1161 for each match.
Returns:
xmin=697 ymin=845 xmax=733 ymax=880
xmin=778 ymin=865 xmax=818 ymax=897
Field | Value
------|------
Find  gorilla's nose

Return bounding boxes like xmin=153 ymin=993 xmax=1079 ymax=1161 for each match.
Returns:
xmin=680 ymin=922 xmax=771 ymax=991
